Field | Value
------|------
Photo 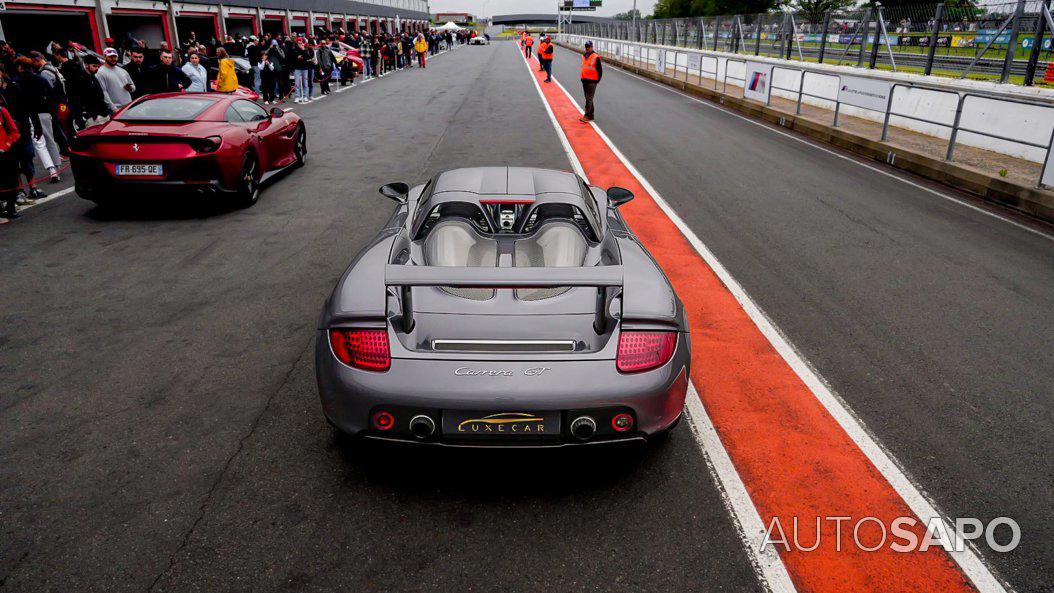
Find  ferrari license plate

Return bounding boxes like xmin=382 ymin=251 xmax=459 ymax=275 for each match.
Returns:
xmin=116 ymin=164 xmax=163 ymax=176
xmin=442 ymin=410 xmax=561 ymax=438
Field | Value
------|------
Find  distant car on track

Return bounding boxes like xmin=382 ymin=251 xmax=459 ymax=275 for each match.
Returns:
xmin=315 ymin=167 xmax=690 ymax=447
xmin=70 ymin=93 xmax=306 ymax=208
xmin=469 ymin=36 xmax=489 ymax=45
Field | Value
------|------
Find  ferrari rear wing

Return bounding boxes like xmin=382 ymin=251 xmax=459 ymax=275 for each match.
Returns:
xmin=384 ymin=264 xmax=623 ymax=288
xmin=385 ymin=264 xmax=624 ymax=333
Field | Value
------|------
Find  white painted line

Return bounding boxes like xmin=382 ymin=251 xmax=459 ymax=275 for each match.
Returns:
xmin=685 ymin=386 xmax=798 ymax=593
xmin=5 ymin=186 xmax=76 ymax=218
xmin=579 ymin=49 xmax=1052 ymax=242
xmin=548 ymin=67 xmax=1013 ymax=593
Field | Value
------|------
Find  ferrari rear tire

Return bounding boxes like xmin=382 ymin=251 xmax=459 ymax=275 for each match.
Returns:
xmin=235 ymin=153 xmax=261 ymax=208
xmin=293 ymin=126 xmax=307 ymax=168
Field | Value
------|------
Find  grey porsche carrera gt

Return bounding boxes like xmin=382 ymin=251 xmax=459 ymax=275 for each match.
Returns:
xmin=315 ymin=167 xmax=690 ymax=447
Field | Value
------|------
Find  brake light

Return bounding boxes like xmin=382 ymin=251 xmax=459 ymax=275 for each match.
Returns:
xmin=189 ymin=136 xmax=222 ymax=153
xmin=329 ymin=329 xmax=390 ymax=371
xmin=616 ymin=331 xmax=676 ymax=373
xmin=69 ymin=135 xmax=92 ymax=152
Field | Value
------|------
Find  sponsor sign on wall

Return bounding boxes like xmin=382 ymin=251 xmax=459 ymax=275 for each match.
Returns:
xmin=837 ymin=75 xmax=893 ymax=112
xmin=743 ymin=61 xmax=773 ymax=103
xmin=687 ymin=52 xmax=702 ymax=72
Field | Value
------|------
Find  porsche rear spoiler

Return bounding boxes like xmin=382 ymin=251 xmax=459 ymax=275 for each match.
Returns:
xmin=384 ymin=264 xmax=623 ymax=288
xmin=385 ymin=264 xmax=624 ymax=333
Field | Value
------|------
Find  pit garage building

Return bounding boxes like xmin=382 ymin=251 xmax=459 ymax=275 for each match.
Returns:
xmin=0 ymin=0 xmax=432 ymax=54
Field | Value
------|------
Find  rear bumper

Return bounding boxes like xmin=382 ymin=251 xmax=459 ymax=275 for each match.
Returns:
xmin=71 ymin=155 xmax=237 ymax=199
xmin=315 ymin=330 xmax=690 ymax=446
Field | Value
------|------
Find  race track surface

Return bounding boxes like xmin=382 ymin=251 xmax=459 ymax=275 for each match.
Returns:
xmin=0 ymin=40 xmax=1051 ymax=593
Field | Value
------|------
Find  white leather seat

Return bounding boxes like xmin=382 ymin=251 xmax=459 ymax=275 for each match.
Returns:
xmin=423 ymin=220 xmax=497 ymax=300
xmin=515 ymin=222 xmax=587 ymax=300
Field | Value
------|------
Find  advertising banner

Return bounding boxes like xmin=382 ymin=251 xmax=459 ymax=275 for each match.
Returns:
xmin=837 ymin=74 xmax=893 ymax=112
xmin=977 ymin=29 xmax=1009 ymax=44
xmin=687 ymin=52 xmax=702 ymax=72
xmin=743 ymin=61 xmax=773 ymax=103
xmin=952 ymin=35 xmax=975 ymax=48
xmin=1020 ymin=35 xmax=1053 ymax=50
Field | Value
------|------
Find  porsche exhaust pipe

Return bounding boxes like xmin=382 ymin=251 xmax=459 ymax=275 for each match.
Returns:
xmin=409 ymin=415 xmax=436 ymax=439
xmin=570 ymin=416 xmax=597 ymax=441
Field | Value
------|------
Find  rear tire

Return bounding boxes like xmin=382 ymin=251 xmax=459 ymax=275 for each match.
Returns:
xmin=293 ymin=126 xmax=307 ymax=168
xmin=234 ymin=153 xmax=260 ymax=208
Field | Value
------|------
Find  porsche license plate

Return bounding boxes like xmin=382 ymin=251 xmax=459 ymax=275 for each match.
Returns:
xmin=442 ymin=410 xmax=561 ymax=438
xmin=116 ymin=164 xmax=163 ymax=176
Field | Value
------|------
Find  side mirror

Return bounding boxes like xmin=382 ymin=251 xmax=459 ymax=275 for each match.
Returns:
xmin=269 ymin=107 xmax=284 ymax=118
xmin=379 ymin=182 xmax=410 ymax=203
xmin=606 ymin=186 xmax=634 ymax=208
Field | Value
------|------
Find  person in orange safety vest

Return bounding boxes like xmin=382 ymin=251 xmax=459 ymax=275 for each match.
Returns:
xmin=538 ymin=36 xmax=554 ymax=83
xmin=579 ymin=40 xmax=602 ymax=122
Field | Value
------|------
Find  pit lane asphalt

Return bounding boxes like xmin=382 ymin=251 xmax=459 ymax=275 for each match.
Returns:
xmin=0 ymin=44 xmax=763 ymax=592
xmin=547 ymin=45 xmax=1054 ymax=592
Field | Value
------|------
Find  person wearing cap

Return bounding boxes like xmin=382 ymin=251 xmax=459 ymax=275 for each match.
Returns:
xmin=538 ymin=36 xmax=554 ymax=83
xmin=96 ymin=48 xmax=134 ymax=112
xmin=69 ymin=54 xmax=109 ymax=128
xmin=579 ymin=40 xmax=602 ymax=123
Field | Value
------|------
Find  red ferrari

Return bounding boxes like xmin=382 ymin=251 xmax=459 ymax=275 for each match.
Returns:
xmin=70 ymin=92 xmax=306 ymax=208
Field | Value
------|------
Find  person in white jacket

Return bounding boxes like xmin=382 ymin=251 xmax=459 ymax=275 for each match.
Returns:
xmin=181 ymin=52 xmax=207 ymax=92
xmin=95 ymin=48 xmax=134 ymax=112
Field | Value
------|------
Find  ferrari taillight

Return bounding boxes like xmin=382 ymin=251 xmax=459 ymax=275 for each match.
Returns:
xmin=189 ymin=136 xmax=222 ymax=153
xmin=616 ymin=331 xmax=676 ymax=373
xmin=69 ymin=135 xmax=92 ymax=152
xmin=329 ymin=329 xmax=390 ymax=372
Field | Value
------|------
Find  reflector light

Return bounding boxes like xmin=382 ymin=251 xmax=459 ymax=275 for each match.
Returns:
xmin=329 ymin=329 xmax=391 ymax=372
xmin=616 ymin=331 xmax=676 ymax=373
xmin=372 ymin=411 xmax=395 ymax=431
xmin=612 ymin=413 xmax=634 ymax=432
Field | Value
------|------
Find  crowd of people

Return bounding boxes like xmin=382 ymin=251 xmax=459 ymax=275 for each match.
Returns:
xmin=0 ymin=26 xmax=478 ymax=219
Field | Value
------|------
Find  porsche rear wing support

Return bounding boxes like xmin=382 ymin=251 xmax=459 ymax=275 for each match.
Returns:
xmin=384 ymin=265 xmax=624 ymax=333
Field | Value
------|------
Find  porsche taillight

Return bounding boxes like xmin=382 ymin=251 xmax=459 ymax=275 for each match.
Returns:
xmin=329 ymin=329 xmax=390 ymax=372
xmin=616 ymin=331 xmax=676 ymax=373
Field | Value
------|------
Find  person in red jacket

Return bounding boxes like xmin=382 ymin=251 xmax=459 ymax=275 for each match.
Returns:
xmin=0 ymin=79 xmax=23 ymax=219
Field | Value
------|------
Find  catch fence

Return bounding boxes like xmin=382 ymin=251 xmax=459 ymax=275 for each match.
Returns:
xmin=565 ymin=1 xmax=1054 ymax=86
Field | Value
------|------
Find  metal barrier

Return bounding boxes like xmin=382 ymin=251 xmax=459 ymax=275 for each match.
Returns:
xmin=561 ymin=33 xmax=1054 ymax=188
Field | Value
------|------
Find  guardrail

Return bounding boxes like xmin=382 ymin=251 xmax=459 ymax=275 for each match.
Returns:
xmin=561 ymin=34 xmax=1054 ymax=187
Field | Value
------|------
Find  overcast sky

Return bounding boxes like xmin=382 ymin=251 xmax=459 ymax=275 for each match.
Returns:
xmin=429 ymin=0 xmax=654 ymax=18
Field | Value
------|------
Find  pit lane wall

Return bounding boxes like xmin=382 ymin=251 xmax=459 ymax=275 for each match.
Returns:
xmin=559 ymin=34 xmax=1054 ymax=166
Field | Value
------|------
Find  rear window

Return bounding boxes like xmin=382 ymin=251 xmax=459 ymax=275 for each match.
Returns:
xmin=117 ymin=98 xmax=215 ymax=121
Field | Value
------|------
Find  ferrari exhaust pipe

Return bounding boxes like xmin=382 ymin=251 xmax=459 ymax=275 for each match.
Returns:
xmin=570 ymin=416 xmax=597 ymax=440
xmin=409 ymin=415 xmax=436 ymax=439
